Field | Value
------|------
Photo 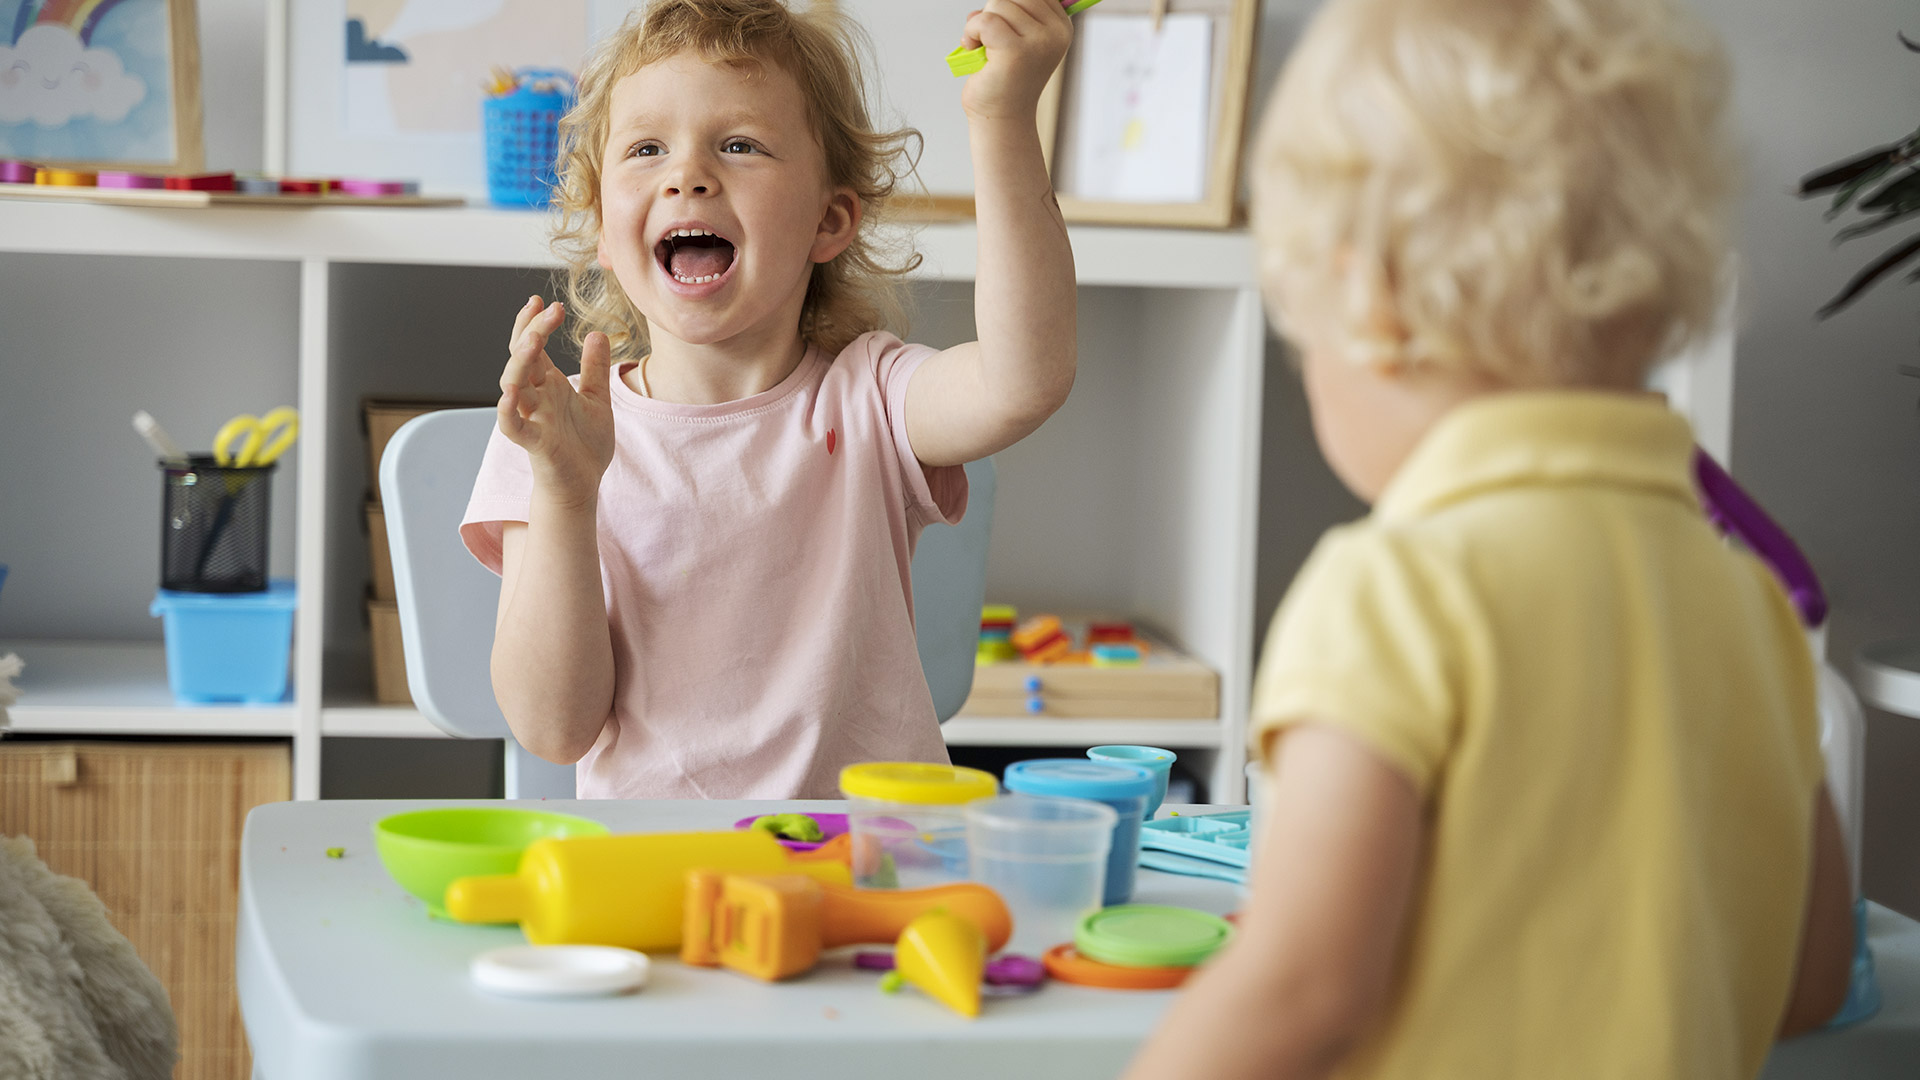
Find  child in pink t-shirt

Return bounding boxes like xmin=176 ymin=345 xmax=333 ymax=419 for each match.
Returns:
xmin=460 ymin=0 xmax=1078 ymax=798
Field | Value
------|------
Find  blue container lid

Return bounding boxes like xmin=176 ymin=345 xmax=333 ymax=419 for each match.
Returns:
xmin=151 ymin=579 xmax=297 ymax=613
xmin=1004 ymin=758 xmax=1154 ymax=801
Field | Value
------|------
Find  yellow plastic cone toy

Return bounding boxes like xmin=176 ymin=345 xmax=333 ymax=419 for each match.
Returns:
xmin=889 ymin=910 xmax=987 ymax=1018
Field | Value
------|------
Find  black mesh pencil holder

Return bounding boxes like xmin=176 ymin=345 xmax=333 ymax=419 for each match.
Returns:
xmin=160 ymin=457 xmax=276 ymax=593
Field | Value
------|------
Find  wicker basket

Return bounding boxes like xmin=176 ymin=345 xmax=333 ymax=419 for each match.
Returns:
xmin=0 ymin=741 xmax=290 ymax=1080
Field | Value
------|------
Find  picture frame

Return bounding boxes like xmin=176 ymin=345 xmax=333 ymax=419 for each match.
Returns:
xmin=0 ymin=0 xmax=204 ymax=173
xmin=1039 ymin=0 xmax=1259 ymax=228
xmin=267 ymin=0 xmax=608 ymax=198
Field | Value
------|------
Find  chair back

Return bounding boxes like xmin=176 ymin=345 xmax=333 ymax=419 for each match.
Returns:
xmin=380 ymin=409 xmax=995 ymax=796
xmin=380 ymin=409 xmax=574 ymax=798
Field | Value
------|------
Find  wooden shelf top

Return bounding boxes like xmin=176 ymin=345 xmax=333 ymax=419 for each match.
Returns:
xmin=0 ymin=639 xmax=296 ymax=736
xmin=0 ymin=199 xmax=1257 ymax=288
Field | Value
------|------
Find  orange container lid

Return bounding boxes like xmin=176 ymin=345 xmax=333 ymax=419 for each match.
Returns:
xmin=1041 ymin=944 xmax=1192 ymax=990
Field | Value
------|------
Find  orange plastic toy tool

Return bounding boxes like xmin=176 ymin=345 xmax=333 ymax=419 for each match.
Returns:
xmin=444 ymin=831 xmax=850 ymax=951
xmin=681 ymin=872 xmax=1011 ymax=982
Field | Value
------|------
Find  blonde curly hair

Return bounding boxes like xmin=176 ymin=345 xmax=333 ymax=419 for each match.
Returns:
xmin=550 ymin=0 xmax=922 ymax=360
xmin=1251 ymin=0 xmax=1735 ymax=387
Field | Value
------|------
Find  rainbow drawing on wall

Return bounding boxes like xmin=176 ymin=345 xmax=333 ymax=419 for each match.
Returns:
xmin=0 ymin=0 xmax=176 ymax=164
xmin=10 ymin=0 xmax=134 ymax=47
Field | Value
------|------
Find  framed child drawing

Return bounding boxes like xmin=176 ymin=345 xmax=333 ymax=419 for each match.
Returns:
xmin=1041 ymin=0 xmax=1258 ymax=228
xmin=0 ymin=0 xmax=205 ymax=172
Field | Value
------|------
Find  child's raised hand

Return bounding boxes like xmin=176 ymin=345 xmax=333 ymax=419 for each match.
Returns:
xmin=496 ymin=296 xmax=615 ymax=507
xmin=959 ymin=0 xmax=1071 ymax=122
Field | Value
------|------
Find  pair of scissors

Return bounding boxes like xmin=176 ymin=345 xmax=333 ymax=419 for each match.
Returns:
xmin=213 ymin=406 xmax=299 ymax=467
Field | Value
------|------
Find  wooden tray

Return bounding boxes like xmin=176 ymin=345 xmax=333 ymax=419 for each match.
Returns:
xmin=959 ymin=623 xmax=1219 ymax=719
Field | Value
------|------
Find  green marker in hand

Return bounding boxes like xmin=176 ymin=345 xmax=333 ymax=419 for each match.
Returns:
xmin=948 ymin=0 xmax=1106 ymax=77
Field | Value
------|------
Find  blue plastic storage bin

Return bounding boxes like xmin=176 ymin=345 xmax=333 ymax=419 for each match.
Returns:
xmin=483 ymin=69 xmax=575 ymax=208
xmin=149 ymin=580 xmax=296 ymax=704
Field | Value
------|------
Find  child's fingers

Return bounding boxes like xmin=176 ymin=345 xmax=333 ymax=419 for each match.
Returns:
xmin=961 ymin=9 xmax=1015 ymax=50
xmin=501 ymin=302 xmax=566 ymax=392
xmin=579 ymin=332 xmax=613 ymax=402
xmin=508 ymin=295 xmax=543 ymax=349
xmin=497 ymin=383 xmax=529 ymax=443
xmin=981 ymin=0 xmax=1046 ymax=36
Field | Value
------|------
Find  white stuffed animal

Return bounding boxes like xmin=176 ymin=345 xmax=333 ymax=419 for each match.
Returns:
xmin=0 ymin=654 xmax=179 ymax=1078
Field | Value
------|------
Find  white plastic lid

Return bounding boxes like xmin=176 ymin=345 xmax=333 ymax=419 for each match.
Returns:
xmin=470 ymin=945 xmax=649 ymax=998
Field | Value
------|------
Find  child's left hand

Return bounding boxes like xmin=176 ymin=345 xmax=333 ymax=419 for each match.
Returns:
xmin=958 ymin=0 xmax=1072 ymax=123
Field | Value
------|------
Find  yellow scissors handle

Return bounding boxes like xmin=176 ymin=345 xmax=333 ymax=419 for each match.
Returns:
xmin=214 ymin=407 xmax=300 ymax=467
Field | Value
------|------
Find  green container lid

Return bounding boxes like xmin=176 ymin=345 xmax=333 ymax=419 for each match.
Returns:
xmin=1074 ymin=905 xmax=1233 ymax=969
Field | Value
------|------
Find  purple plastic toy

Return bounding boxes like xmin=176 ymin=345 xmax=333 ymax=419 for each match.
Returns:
xmin=1692 ymin=448 xmax=1827 ymax=628
xmin=731 ymin=812 xmax=850 ymax=852
xmin=854 ymin=950 xmax=1048 ymax=991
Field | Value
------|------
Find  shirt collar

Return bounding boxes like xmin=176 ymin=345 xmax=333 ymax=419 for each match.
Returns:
xmin=1374 ymin=390 xmax=1699 ymax=523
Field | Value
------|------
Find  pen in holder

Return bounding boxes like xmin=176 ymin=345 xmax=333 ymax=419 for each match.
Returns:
xmin=160 ymin=457 xmax=275 ymax=593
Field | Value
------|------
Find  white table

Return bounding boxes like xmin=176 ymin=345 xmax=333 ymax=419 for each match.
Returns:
xmin=238 ymin=799 xmax=1920 ymax=1079
xmin=1856 ymin=638 xmax=1920 ymax=718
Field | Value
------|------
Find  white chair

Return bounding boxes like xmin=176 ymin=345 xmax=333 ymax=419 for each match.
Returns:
xmin=378 ymin=408 xmax=995 ymax=799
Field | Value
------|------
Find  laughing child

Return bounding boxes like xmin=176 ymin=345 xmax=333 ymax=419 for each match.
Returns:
xmin=462 ymin=0 xmax=1078 ymax=797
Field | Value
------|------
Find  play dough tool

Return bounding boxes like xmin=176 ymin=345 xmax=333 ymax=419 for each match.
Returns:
xmin=442 ymin=831 xmax=850 ymax=950
xmin=681 ymin=872 xmax=1010 ymax=982
xmin=948 ymin=0 xmax=1107 ymax=76
xmin=881 ymin=910 xmax=989 ymax=1018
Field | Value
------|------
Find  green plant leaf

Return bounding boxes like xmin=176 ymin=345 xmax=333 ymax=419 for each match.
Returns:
xmin=1819 ymin=232 xmax=1920 ymax=317
xmin=1861 ymin=167 xmax=1920 ymax=211
xmin=1802 ymin=146 xmax=1900 ymax=198
xmin=1836 ymin=205 xmax=1920 ymax=243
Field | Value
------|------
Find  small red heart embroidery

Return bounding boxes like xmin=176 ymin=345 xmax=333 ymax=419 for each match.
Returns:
xmin=827 ymin=428 xmax=837 ymax=455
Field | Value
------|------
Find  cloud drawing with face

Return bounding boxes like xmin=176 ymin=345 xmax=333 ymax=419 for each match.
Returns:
xmin=0 ymin=23 xmax=146 ymax=127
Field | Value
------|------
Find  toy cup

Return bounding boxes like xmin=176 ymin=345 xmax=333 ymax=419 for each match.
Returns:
xmin=839 ymin=763 xmax=998 ymax=890
xmin=966 ymin=794 xmax=1116 ymax=956
xmin=1087 ymin=745 xmax=1176 ymax=819
xmin=1003 ymin=759 xmax=1154 ymax=906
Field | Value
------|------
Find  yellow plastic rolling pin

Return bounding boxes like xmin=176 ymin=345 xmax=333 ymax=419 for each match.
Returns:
xmin=443 ymin=830 xmax=850 ymax=951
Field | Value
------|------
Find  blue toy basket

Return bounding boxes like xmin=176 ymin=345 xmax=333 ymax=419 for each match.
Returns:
xmin=482 ymin=68 xmax=576 ymax=208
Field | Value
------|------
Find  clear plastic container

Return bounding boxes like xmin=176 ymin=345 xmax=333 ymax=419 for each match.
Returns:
xmin=839 ymin=763 xmax=998 ymax=890
xmin=966 ymin=794 xmax=1117 ymax=956
xmin=1002 ymin=759 xmax=1154 ymax=906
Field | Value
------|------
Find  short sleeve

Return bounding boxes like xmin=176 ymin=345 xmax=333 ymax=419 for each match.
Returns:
xmin=865 ymin=333 xmax=968 ymax=527
xmin=458 ymin=420 xmax=534 ymax=576
xmin=1250 ymin=526 xmax=1462 ymax=798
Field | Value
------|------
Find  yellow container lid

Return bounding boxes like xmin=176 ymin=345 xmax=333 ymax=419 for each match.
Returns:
xmin=841 ymin=762 xmax=997 ymax=805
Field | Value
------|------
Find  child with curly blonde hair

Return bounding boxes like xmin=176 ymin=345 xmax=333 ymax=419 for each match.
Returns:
xmin=461 ymin=0 xmax=1077 ymax=798
xmin=1127 ymin=0 xmax=1855 ymax=1077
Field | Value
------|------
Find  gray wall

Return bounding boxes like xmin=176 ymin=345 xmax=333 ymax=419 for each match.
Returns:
xmin=1688 ymin=0 xmax=1920 ymax=916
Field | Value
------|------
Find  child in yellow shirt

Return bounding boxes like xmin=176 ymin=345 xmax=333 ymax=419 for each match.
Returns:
xmin=1127 ymin=1 xmax=1854 ymax=1077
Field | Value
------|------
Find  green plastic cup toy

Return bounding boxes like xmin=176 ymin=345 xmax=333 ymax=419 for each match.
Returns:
xmin=373 ymin=807 xmax=609 ymax=918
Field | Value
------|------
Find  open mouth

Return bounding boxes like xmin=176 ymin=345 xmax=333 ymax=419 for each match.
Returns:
xmin=654 ymin=228 xmax=738 ymax=285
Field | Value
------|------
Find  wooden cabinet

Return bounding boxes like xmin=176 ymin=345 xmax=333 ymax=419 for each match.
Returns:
xmin=0 ymin=741 xmax=290 ymax=1080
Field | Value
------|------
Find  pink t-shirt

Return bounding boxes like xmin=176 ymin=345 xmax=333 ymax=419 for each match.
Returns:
xmin=461 ymin=331 xmax=966 ymax=799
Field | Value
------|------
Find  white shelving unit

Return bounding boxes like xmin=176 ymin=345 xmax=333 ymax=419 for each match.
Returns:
xmin=0 ymin=198 xmax=1265 ymax=802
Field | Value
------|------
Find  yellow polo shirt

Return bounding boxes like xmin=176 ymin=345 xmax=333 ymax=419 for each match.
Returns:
xmin=1251 ymin=392 xmax=1824 ymax=1080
